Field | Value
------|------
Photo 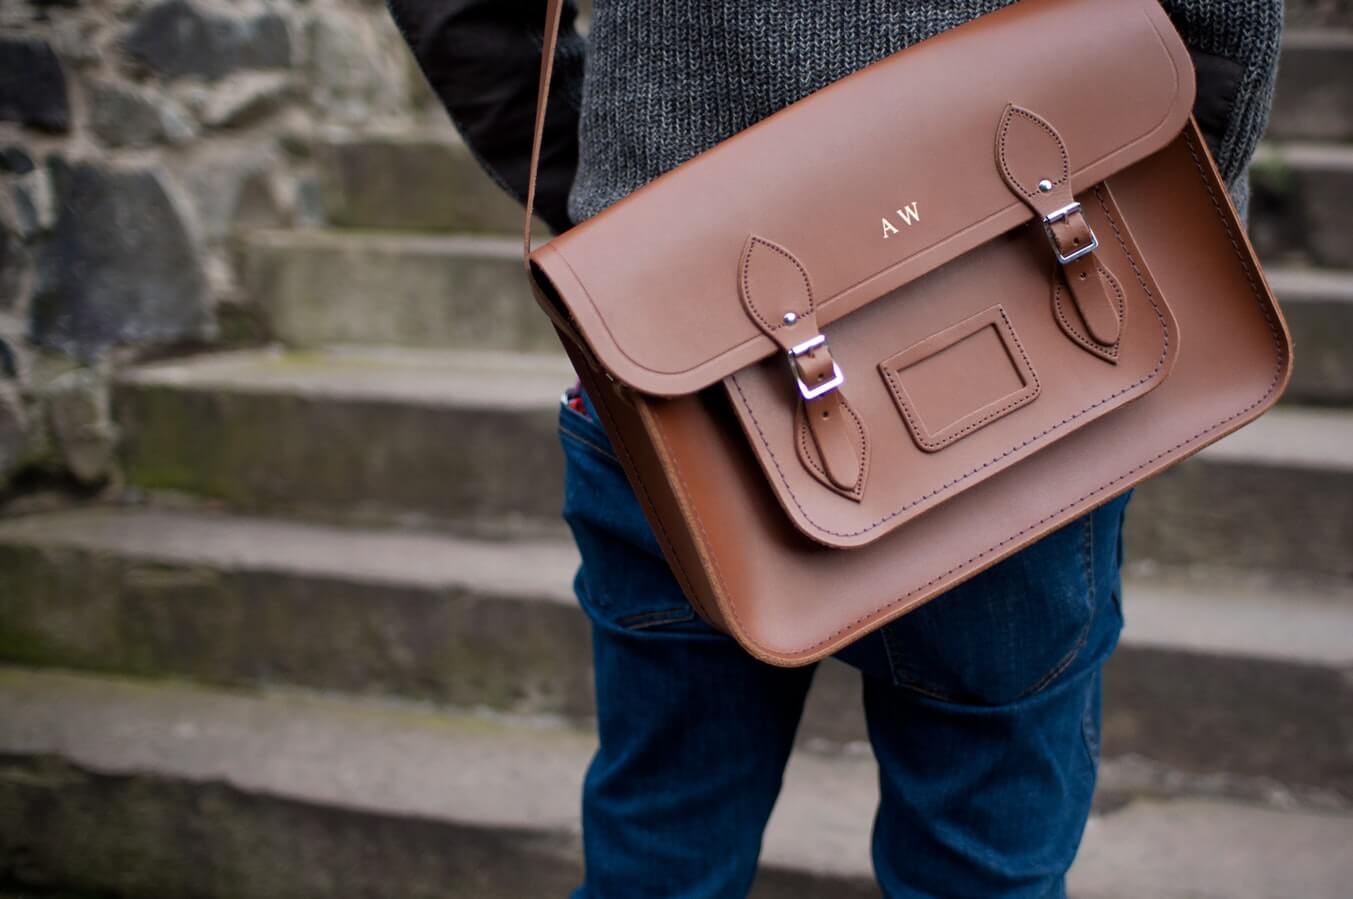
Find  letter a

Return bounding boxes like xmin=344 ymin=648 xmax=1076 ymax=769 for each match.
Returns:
xmin=882 ymin=218 xmax=900 ymax=239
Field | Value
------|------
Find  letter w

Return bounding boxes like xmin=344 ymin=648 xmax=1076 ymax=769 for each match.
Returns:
xmin=896 ymin=202 xmax=921 ymax=226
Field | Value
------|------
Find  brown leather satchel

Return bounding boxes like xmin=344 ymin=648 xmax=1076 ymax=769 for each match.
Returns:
xmin=522 ymin=0 xmax=1293 ymax=665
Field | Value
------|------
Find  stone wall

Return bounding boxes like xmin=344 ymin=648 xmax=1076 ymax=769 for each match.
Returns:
xmin=0 ymin=0 xmax=446 ymax=491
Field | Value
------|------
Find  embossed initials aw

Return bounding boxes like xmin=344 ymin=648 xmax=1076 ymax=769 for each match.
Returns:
xmin=881 ymin=202 xmax=921 ymax=239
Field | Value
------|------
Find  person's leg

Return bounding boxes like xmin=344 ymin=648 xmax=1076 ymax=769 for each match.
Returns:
xmin=559 ymin=386 xmax=817 ymax=899
xmin=849 ymin=494 xmax=1129 ymax=899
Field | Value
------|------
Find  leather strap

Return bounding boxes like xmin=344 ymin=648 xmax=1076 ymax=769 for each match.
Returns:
xmin=523 ymin=0 xmax=569 ymax=266
xmin=740 ymin=235 xmax=867 ymax=498
xmin=997 ymin=103 xmax=1123 ymax=351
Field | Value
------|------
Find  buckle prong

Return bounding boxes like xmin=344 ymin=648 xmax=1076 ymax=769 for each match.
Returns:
xmin=788 ymin=334 xmax=845 ymax=400
xmin=1042 ymin=201 xmax=1099 ymax=264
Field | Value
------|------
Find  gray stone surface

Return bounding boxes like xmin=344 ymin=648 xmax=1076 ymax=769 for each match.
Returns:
xmin=1126 ymin=406 xmax=1353 ymax=580
xmin=198 ymin=73 xmax=294 ymax=130
xmin=112 ymin=348 xmax=573 ymax=535
xmin=0 ymin=226 xmax=31 ymax=313
xmin=175 ymin=147 xmax=286 ymax=244
xmin=1 ymin=668 xmax=1351 ymax=899
xmin=1 ymin=505 xmax=1349 ymax=796
xmin=1287 ymin=0 xmax=1353 ymax=28
xmin=1251 ymin=142 xmax=1353 ymax=269
xmin=0 ymin=36 xmax=69 ymax=132
xmin=86 ymin=78 xmax=194 ymax=148
xmin=122 ymin=0 xmax=291 ymax=82
xmin=316 ymin=136 xmax=533 ymax=233
xmin=0 ymin=382 xmax=27 ymax=486
xmin=42 ymin=368 xmax=116 ymax=484
xmin=0 ymin=506 xmax=591 ymax=717
xmin=1269 ymin=267 xmax=1353 ymax=406
xmin=1070 ymin=798 xmax=1353 ymax=899
xmin=1269 ymin=31 xmax=1353 ymax=142
xmin=8 ymin=165 xmax=54 ymax=240
xmin=240 ymin=231 xmax=555 ymax=351
xmin=0 ymin=146 xmax=34 ymax=175
xmin=30 ymin=158 xmax=210 ymax=359
xmin=305 ymin=14 xmax=408 ymax=125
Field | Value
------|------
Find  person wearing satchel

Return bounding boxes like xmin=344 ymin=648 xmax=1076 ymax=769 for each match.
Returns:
xmin=388 ymin=1 xmax=1285 ymax=896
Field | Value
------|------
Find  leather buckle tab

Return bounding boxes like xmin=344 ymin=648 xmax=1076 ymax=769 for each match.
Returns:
xmin=1042 ymin=202 xmax=1100 ymax=264
xmin=789 ymin=335 xmax=845 ymax=400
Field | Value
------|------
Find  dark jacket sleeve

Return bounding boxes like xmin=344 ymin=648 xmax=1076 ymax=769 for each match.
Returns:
xmin=386 ymin=0 xmax=585 ymax=235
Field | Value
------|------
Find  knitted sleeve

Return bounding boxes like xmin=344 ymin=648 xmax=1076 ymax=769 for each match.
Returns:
xmin=1159 ymin=0 xmax=1285 ymax=212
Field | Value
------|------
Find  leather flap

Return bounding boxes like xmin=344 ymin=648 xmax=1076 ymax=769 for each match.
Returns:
xmin=530 ymin=0 xmax=1195 ymax=396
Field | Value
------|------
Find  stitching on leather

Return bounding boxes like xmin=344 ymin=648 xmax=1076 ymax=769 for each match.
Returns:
xmin=707 ymin=130 xmax=1286 ymax=659
xmin=741 ymin=236 xmax=815 ymax=334
xmin=1053 ymin=261 xmax=1126 ymax=361
xmin=732 ymin=184 xmax=1170 ymax=539
xmin=999 ymin=105 xmax=1070 ymax=199
xmin=880 ymin=306 xmax=1041 ymax=452
xmin=796 ymin=396 xmax=867 ymax=500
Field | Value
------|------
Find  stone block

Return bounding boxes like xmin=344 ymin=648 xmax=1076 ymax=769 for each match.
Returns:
xmin=198 ymin=73 xmax=294 ymax=129
xmin=0 ymin=36 xmax=69 ymax=132
xmin=305 ymin=14 xmax=408 ymax=125
xmin=86 ymin=79 xmax=195 ymax=148
xmin=122 ymin=0 xmax=292 ymax=82
xmin=29 ymin=158 xmax=210 ymax=359
xmin=0 ymin=382 xmax=26 ymax=486
xmin=43 ymin=368 xmax=116 ymax=484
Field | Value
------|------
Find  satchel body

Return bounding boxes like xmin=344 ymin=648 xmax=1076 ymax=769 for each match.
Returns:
xmin=522 ymin=0 xmax=1292 ymax=665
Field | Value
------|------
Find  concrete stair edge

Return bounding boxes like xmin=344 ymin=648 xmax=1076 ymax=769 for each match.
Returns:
xmin=1 ymin=504 xmax=1350 ymax=798
xmin=2 ymin=668 xmax=1352 ymax=899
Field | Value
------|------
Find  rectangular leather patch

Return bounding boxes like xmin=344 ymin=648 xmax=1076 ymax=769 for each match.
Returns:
xmin=880 ymin=306 xmax=1039 ymax=452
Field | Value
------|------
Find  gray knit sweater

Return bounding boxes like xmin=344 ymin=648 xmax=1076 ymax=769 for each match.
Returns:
xmin=564 ymin=0 xmax=1284 ymax=225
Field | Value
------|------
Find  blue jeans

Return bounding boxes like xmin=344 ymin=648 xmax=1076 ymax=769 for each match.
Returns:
xmin=558 ymin=386 xmax=1128 ymax=899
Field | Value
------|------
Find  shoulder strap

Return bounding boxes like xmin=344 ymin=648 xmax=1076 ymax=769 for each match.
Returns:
xmin=524 ymin=0 xmax=569 ymax=265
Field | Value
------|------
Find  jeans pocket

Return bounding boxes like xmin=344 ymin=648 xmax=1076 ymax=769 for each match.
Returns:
xmin=558 ymin=394 xmax=700 ymax=634
xmin=879 ymin=503 xmax=1120 ymax=706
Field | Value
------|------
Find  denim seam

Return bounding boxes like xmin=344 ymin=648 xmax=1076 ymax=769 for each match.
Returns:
xmin=1080 ymin=676 xmax=1099 ymax=770
xmin=1014 ymin=511 xmax=1097 ymax=700
xmin=616 ymin=606 xmax=697 ymax=630
xmin=559 ymin=421 xmax=621 ymax=465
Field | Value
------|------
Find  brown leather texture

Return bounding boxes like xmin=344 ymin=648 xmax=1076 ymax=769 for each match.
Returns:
xmin=525 ymin=0 xmax=1292 ymax=665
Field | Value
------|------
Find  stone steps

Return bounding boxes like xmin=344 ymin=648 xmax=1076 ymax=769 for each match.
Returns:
xmin=316 ymin=134 xmax=541 ymax=234
xmin=1 ymin=667 xmax=1350 ymax=899
xmin=112 ymin=347 xmax=573 ymax=537
xmin=1268 ymin=30 xmax=1353 ymax=143
xmin=1 ymin=505 xmax=1350 ymax=797
xmin=1250 ymin=141 xmax=1353 ymax=270
xmin=1268 ymin=267 xmax=1353 ymax=405
xmin=112 ymin=347 xmax=1353 ymax=577
xmin=1123 ymin=405 xmax=1353 ymax=580
xmin=239 ymin=230 xmax=556 ymax=352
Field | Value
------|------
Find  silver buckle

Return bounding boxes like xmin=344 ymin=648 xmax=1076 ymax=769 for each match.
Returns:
xmin=1042 ymin=201 xmax=1098 ymax=264
xmin=788 ymin=334 xmax=845 ymax=400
